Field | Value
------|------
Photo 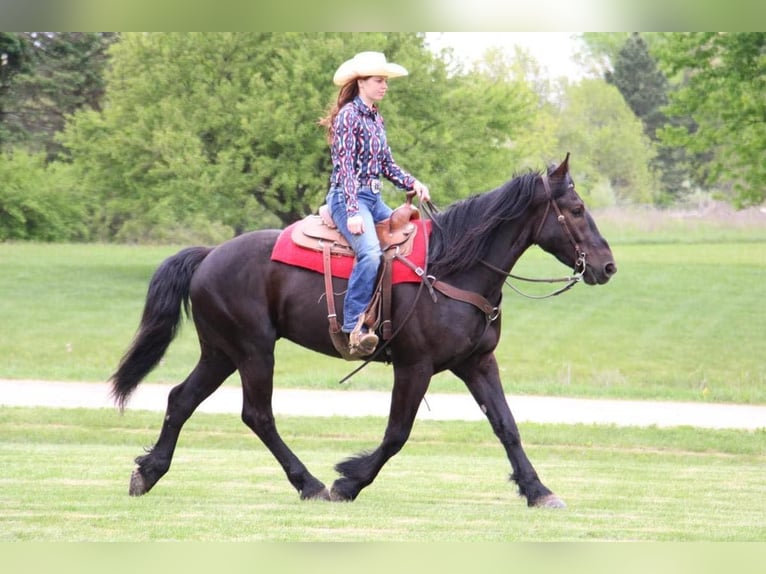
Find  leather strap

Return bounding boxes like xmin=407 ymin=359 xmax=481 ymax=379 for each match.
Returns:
xmin=323 ymin=243 xmax=364 ymax=360
xmin=390 ymin=252 xmax=498 ymax=321
xmin=393 ymin=252 xmax=436 ymax=301
xmin=430 ymin=279 xmax=499 ymax=321
xmin=381 ymin=258 xmax=393 ymax=340
xmin=539 ymin=173 xmax=583 ymax=258
xmin=323 ymin=243 xmax=341 ymax=334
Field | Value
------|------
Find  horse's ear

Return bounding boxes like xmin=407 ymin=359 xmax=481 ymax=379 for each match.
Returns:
xmin=550 ymin=152 xmax=570 ymax=179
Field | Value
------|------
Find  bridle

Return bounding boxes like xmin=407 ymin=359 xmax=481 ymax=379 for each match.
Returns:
xmin=478 ymin=172 xmax=587 ymax=299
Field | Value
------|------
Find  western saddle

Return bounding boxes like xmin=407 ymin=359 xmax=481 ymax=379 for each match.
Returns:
xmin=290 ymin=194 xmax=421 ymax=360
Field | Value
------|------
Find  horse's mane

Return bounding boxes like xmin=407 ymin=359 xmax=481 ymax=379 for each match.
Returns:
xmin=428 ymin=170 xmax=540 ymax=277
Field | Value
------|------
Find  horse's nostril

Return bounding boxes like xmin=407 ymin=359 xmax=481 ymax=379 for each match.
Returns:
xmin=604 ymin=262 xmax=617 ymax=276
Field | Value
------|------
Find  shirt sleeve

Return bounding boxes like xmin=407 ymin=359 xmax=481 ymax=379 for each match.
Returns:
xmin=377 ymin=115 xmax=416 ymax=190
xmin=381 ymin=145 xmax=416 ymax=191
xmin=332 ymin=107 xmax=361 ymax=218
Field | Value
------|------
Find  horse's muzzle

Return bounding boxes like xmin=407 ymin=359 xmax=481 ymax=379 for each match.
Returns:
xmin=587 ymin=260 xmax=617 ymax=285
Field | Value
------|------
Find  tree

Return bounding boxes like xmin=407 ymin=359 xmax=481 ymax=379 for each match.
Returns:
xmin=62 ymin=33 xmax=396 ymax=239
xmin=473 ymin=47 xmax=561 ymax=164
xmin=556 ymin=79 xmax=657 ymax=206
xmin=0 ymin=32 xmax=33 ymax=149
xmin=62 ymin=32 xmax=281 ymax=240
xmin=392 ymin=44 xmax=551 ymax=204
xmin=578 ymin=32 xmax=631 ymax=77
xmin=606 ymin=34 xmax=668 ymax=138
xmin=1 ymin=33 xmax=103 ymax=241
xmin=0 ymin=150 xmax=87 ymax=241
xmin=606 ymin=33 xmax=693 ymax=203
xmin=61 ymin=32 xmax=547 ymax=241
xmin=1 ymin=32 xmax=117 ymax=159
xmin=655 ymin=32 xmax=766 ymax=207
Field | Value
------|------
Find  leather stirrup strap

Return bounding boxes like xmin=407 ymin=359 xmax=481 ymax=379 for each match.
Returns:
xmin=381 ymin=258 xmax=393 ymax=340
xmin=323 ymin=243 xmax=341 ymax=334
xmin=322 ymin=243 xmax=358 ymax=359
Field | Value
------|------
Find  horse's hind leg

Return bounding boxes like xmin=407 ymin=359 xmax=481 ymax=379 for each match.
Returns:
xmin=452 ymin=353 xmax=565 ymax=508
xmin=239 ymin=356 xmax=330 ymax=501
xmin=129 ymin=352 xmax=235 ymax=496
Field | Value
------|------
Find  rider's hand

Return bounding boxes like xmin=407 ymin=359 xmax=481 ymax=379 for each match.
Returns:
xmin=347 ymin=215 xmax=364 ymax=235
xmin=413 ymin=180 xmax=430 ymax=203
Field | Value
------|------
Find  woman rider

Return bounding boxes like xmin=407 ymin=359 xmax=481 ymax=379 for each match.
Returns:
xmin=320 ymin=51 xmax=430 ymax=357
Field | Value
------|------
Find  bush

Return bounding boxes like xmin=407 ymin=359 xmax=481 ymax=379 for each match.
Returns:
xmin=0 ymin=150 xmax=89 ymax=241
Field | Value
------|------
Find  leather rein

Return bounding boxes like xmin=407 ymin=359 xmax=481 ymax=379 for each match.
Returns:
xmin=477 ymin=172 xmax=587 ymax=300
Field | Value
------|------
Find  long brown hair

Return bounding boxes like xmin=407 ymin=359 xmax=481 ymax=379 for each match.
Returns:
xmin=318 ymin=80 xmax=360 ymax=144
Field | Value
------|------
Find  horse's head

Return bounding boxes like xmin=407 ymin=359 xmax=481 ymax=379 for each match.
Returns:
xmin=533 ymin=154 xmax=617 ymax=285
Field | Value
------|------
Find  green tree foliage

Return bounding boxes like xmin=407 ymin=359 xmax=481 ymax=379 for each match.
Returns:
xmin=393 ymin=44 xmax=549 ymax=203
xmin=606 ymin=33 xmax=693 ymax=204
xmin=61 ymin=32 xmax=544 ymax=241
xmin=0 ymin=32 xmax=33 ymax=148
xmin=655 ymin=32 xmax=766 ymax=207
xmin=1 ymin=33 xmax=114 ymax=242
xmin=578 ymin=32 xmax=631 ymax=76
xmin=0 ymin=150 xmax=87 ymax=241
xmin=6 ymin=32 xmax=763 ymax=244
xmin=461 ymin=47 xmax=561 ymax=174
xmin=62 ymin=32 xmax=304 ymax=240
xmin=0 ymin=32 xmax=116 ymax=159
xmin=556 ymin=79 xmax=657 ymax=206
xmin=606 ymin=34 xmax=668 ymax=138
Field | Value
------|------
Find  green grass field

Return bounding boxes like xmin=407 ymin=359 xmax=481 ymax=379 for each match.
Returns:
xmin=1 ymin=206 xmax=764 ymax=403
xmin=2 ymin=207 xmax=765 ymax=543
xmin=1 ymin=406 xmax=764 ymax=542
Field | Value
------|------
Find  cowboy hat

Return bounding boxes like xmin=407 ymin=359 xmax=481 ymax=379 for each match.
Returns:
xmin=333 ymin=51 xmax=408 ymax=86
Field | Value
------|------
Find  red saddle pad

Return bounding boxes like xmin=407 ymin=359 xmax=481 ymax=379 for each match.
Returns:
xmin=271 ymin=219 xmax=432 ymax=284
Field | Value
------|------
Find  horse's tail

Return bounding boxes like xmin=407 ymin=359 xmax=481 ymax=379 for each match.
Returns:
xmin=110 ymin=246 xmax=212 ymax=410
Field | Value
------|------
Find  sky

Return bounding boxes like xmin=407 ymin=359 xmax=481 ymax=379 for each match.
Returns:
xmin=425 ymin=32 xmax=586 ymax=81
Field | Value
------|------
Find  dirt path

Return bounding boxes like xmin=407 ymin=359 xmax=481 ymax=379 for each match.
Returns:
xmin=1 ymin=379 xmax=764 ymax=429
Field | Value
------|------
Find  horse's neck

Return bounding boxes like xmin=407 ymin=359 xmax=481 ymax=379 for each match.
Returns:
xmin=451 ymin=219 xmax=533 ymax=297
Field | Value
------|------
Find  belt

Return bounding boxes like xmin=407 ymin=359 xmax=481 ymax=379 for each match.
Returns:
xmin=330 ymin=180 xmax=381 ymax=194
xmin=361 ymin=179 xmax=381 ymax=193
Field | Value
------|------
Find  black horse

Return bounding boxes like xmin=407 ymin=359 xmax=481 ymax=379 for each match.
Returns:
xmin=111 ymin=154 xmax=616 ymax=508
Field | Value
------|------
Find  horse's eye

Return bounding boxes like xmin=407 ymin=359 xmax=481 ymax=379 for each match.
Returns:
xmin=571 ymin=207 xmax=584 ymax=217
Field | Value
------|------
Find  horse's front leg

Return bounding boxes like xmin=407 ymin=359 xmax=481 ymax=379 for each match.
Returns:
xmin=452 ymin=353 xmax=565 ymax=508
xmin=330 ymin=362 xmax=432 ymax=501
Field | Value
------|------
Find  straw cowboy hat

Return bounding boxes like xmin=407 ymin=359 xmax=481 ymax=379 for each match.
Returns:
xmin=333 ymin=51 xmax=408 ymax=86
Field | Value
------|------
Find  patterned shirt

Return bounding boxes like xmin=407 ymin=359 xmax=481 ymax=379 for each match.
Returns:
xmin=329 ymin=96 xmax=416 ymax=218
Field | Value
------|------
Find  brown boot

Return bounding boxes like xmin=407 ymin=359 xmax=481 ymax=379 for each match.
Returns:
xmin=348 ymin=328 xmax=379 ymax=357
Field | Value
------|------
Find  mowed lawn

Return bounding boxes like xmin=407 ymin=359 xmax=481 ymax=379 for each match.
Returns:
xmin=1 ymin=209 xmax=765 ymax=543
xmin=1 ymin=406 xmax=764 ymax=542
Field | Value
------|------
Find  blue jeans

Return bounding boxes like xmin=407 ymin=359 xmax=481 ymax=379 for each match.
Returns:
xmin=326 ymin=186 xmax=393 ymax=332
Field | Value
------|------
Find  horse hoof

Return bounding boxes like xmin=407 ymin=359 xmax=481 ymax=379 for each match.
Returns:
xmin=328 ymin=487 xmax=352 ymax=502
xmin=533 ymin=494 xmax=566 ymax=508
xmin=128 ymin=469 xmax=147 ymax=496
xmin=302 ymin=487 xmax=331 ymax=501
